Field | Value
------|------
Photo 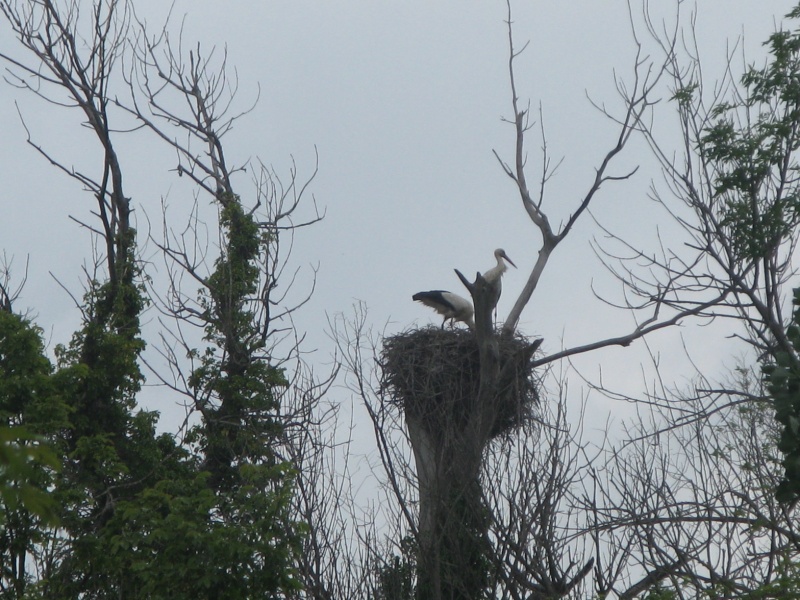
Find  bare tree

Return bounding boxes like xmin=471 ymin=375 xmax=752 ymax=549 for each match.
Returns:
xmin=354 ymin=2 xmax=691 ymax=597
xmin=0 ymin=0 xmax=133 ymax=288
xmin=0 ymin=255 xmax=27 ymax=313
xmin=327 ymin=3 xmax=800 ymax=600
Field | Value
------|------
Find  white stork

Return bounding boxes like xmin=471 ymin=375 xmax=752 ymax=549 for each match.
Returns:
xmin=482 ymin=248 xmax=516 ymax=296
xmin=413 ymin=290 xmax=475 ymax=330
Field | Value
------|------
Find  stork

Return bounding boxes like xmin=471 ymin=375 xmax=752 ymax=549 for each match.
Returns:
xmin=412 ymin=290 xmax=475 ymax=330
xmin=482 ymin=248 xmax=517 ymax=296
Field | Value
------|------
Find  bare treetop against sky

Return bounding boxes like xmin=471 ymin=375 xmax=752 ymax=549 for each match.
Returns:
xmin=0 ymin=2 xmax=793 ymax=405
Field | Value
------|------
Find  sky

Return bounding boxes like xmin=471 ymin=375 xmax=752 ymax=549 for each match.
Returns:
xmin=0 ymin=0 xmax=796 ymax=434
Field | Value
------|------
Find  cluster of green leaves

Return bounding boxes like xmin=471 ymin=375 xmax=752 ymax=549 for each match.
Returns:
xmin=697 ymin=6 xmax=800 ymax=262
xmin=374 ymin=536 xmax=417 ymax=600
xmin=31 ymin=234 xmax=167 ymax=595
xmin=0 ymin=426 xmax=59 ymax=522
xmin=641 ymin=584 xmax=677 ymax=600
xmin=414 ymin=478 xmax=492 ymax=600
xmin=0 ymin=309 xmax=66 ymax=597
xmin=740 ymin=554 xmax=800 ymax=599
xmin=765 ymin=288 xmax=800 ymax=503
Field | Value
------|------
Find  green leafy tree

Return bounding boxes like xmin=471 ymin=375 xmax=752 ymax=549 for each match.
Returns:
xmin=175 ymin=195 xmax=303 ymax=597
xmin=765 ymin=288 xmax=800 ymax=503
xmin=0 ymin=0 xmax=312 ymax=591
xmin=0 ymin=309 xmax=64 ymax=599
xmin=664 ymin=1 xmax=800 ymax=503
xmin=191 ymin=198 xmax=288 ymax=492
xmin=699 ymin=6 xmax=800 ymax=267
xmin=0 ymin=1 xmax=173 ymax=592
xmin=695 ymin=2 xmax=800 ymax=505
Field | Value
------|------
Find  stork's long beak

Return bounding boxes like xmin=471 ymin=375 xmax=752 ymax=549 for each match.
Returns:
xmin=504 ymin=253 xmax=517 ymax=268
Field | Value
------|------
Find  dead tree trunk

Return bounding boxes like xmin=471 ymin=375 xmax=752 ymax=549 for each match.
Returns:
xmin=405 ymin=273 xmax=537 ymax=600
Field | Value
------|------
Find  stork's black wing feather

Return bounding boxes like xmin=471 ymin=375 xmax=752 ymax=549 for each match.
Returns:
xmin=412 ymin=290 xmax=456 ymax=312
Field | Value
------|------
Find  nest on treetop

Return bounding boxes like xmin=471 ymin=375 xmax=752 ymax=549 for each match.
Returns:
xmin=380 ymin=326 xmax=540 ymax=439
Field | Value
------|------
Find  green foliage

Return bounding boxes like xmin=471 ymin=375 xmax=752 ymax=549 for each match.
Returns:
xmin=1 ymin=7 xmax=304 ymax=592
xmin=0 ymin=426 xmax=60 ymax=523
xmin=78 ymin=461 xmax=301 ymax=600
xmin=740 ymin=555 xmax=800 ymax=599
xmin=374 ymin=536 xmax=417 ymax=600
xmin=415 ymin=479 xmax=492 ymax=600
xmin=0 ymin=310 xmax=65 ymax=597
xmin=38 ymin=239 xmax=176 ymax=597
xmin=0 ymin=310 xmax=61 ymax=424
xmin=39 ymin=191 xmax=304 ymax=600
xmin=53 ymin=253 xmax=148 ymax=483
xmin=694 ymin=4 xmax=800 ymax=262
xmin=642 ymin=584 xmax=678 ymax=600
xmin=765 ymin=288 xmax=800 ymax=503
xmin=689 ymin=2 xmax=800 ymax=505
xmin=192 ymin=196 xmax=289 ymax=490
xmin=0 ymin=425 xmax=60 ymax=599
xmin=441 ymin=483 xmax=492 ymax=600
xmin=175 ymin=193 xmax=304 ymax=596
xmin=671 ymin=83 xmax=698 ymax=108
xmin=0 ymin=189 xmax=303 ymax=599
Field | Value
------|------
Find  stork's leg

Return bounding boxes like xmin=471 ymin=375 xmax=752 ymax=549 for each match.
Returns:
xmin=441 ymin=316 xmax=446 ymax=329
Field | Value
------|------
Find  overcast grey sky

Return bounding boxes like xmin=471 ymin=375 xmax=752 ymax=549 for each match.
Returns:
xmin=0 ymin=1 xmax=795 ymax=428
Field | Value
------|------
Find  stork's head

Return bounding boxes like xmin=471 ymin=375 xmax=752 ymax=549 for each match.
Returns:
xmin=495 ymin=248 xmax=517 ymax=269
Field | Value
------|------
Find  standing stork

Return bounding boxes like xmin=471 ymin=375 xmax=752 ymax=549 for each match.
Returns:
xmin=413 ymin=290 xmax=475 ymax=330
xmin=482 ymin=248 xmax=517 ymax=297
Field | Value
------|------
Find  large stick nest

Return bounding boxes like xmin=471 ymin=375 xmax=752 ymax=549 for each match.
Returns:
xmin=380 ymin=327 xmax=540 ymax=439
